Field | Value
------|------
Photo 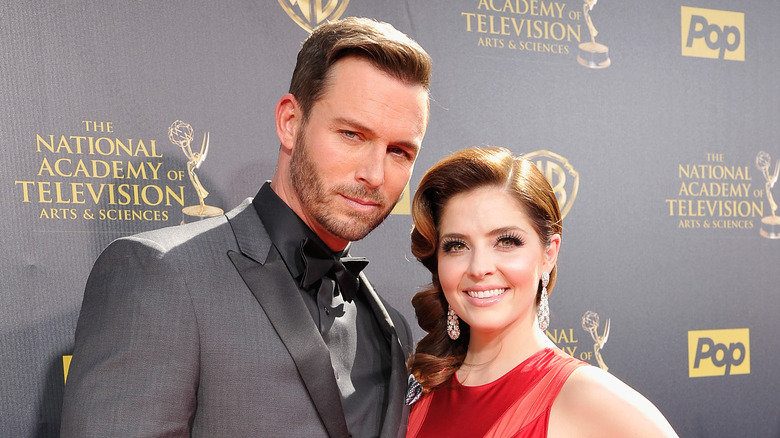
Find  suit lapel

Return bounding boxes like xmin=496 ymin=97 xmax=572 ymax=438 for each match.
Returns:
xmin=228 ymin=249 xmax=350 ymax=438
xmin=225 ymin=201 xmax=349 ymax=438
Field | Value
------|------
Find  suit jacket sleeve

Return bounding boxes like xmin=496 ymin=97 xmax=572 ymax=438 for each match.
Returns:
xmin=60 ymin=236 xmax=199 ymax=437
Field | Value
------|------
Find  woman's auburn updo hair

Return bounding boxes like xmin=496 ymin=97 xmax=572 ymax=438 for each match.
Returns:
xmin=407 ymin=146 xmax=562 ymax=393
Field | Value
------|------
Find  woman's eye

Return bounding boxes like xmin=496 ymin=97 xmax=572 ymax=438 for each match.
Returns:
xmin=441 ymin=240 xmax=466 ymax=253
xmin=497 ymin=236 xmax=522 ymax=248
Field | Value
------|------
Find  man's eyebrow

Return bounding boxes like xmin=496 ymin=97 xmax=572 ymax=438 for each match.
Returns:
xmin=333 ymin=117 xmax=421 ymax=152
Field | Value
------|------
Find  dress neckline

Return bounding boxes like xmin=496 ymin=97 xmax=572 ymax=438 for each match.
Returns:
xmin=453 ymin=347 xmax=554 ymax=389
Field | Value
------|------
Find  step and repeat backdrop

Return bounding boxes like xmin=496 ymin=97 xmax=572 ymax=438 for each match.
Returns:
xmin=2 ymin=1 xmax=778 ymax=436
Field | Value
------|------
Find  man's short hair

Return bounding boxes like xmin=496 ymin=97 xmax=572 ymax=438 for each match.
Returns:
xmin=289 ymin=17 xmax=432 ymax=121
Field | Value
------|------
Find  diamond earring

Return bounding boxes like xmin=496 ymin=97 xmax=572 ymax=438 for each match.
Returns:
xmin=537 ymin=272 xmax=550 ymax=331
xmin=447 ymin=305 xmax=460 ymax=340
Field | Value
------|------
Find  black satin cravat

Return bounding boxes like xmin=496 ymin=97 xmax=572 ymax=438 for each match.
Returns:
xmin=298 ymin=238 xmax=368 ymax=302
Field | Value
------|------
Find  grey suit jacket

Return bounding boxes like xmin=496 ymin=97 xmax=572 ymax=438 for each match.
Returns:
xmin=60 ymin=198 xmax=414 ymax=437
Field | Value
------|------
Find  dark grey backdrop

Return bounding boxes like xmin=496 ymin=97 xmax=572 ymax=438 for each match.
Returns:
xmin=2 ymin=1 xmax=778 ymax=436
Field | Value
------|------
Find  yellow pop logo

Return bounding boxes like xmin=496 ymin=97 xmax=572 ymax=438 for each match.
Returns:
xmin=688 ymin=328 xmax=750 ymax=377
xmin=681 ymin=6 xmax=744 ymax=61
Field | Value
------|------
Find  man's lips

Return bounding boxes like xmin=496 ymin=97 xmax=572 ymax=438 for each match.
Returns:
xmin=341 ymin=193 xmax=382 ymax=212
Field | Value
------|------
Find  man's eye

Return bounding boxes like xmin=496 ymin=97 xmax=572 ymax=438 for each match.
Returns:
xmin=389 ymin=146 xmax=412 ymax=160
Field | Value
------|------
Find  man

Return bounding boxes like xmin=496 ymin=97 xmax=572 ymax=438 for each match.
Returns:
xmin=60 ymin=17 xmax=432 ymax=437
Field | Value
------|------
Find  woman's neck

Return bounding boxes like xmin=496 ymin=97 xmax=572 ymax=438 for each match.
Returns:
xmin=458 ymin=322 xmax=555 ymax=386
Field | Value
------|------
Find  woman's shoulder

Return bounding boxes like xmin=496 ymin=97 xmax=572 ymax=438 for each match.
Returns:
xmin=548 ymin=366 xmax=679 ymax=438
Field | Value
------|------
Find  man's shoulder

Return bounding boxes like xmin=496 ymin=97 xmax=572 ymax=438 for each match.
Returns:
xmin=109 ymin=197 xmax=257 ymax=255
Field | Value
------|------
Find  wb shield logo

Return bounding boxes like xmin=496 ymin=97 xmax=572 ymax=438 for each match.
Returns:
xmin=279 ymin=0 xmax=350 ymax=33
xmin=522 ymin=150 xmax=579 ymax=219
xmin=681 ymin=6 xmax=744 ymax=61
xmin=688 ymin=329 xmax=750 ymax=377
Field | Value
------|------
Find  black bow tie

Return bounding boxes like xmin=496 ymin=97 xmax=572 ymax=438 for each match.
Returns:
xmin=298 ymin=238 xmax=369 ymax=302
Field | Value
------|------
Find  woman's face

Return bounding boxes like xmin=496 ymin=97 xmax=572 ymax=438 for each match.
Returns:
xmin=436 ymin=186 xmax=559 ymax=337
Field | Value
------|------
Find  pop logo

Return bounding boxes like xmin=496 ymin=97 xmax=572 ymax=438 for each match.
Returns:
xmin=681 ymin=6 xmax=744 ymax=61
xmin=688 ymin=328 xmax=750 ymax=377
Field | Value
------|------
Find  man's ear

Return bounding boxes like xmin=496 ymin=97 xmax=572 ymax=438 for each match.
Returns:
xmin=275 ymin=93 xmax=301 ymax=152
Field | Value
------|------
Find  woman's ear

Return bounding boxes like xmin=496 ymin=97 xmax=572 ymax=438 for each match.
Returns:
xmin=543 ymin=233 xmax=561 ymax=273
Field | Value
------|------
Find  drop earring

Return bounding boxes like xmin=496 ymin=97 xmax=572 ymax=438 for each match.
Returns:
xmin=447 ymin=305 xmax=460 ymax=340
xmin=537 ymin=272 xmax=550 ymax=331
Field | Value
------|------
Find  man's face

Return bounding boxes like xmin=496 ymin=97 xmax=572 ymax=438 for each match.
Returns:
xmin=289 ymin=57 xmax=429 ymax=249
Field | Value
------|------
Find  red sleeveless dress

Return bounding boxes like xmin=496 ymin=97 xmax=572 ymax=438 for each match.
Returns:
xmin=407 ymin=347 xmax=587 ymax=438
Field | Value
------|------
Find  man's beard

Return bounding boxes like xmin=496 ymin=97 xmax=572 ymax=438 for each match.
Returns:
xmin=289 ymin=132 xmax=396 ymax=242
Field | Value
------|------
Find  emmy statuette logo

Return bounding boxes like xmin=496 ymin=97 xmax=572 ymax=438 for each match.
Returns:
xmin=279 ymin=0 xmax=350 ymax=33
xmin=582 ymin=311 xmax=610 ymax=371
xmin=756 ymin=151 xmax=780 ymax=239
xmin=577 ymin=0 xmax=610 ymax=69
xmin=168 ymin=120 xmax=223 ymax=219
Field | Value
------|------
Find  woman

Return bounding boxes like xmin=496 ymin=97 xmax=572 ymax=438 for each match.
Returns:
xmin=406 ymin=147 xmax=677 ymax=437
